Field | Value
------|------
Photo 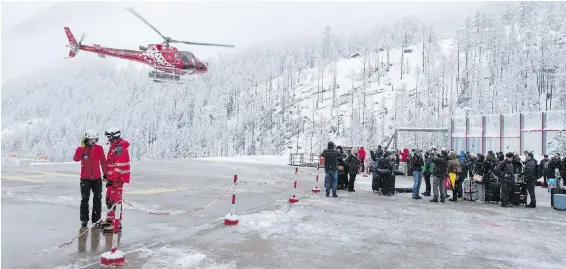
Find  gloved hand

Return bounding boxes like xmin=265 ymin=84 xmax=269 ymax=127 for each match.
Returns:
xmin=106 ymin=180 xmax=113 ymax=188
xmin=103 ymin=174 xmax=107 ymax=180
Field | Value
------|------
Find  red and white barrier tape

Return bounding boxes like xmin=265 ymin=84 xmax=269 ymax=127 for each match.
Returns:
xmin=122 ymin=182 xmax=237 ymax=216
xmin=51 ymin=202 xmax=118 ymax=250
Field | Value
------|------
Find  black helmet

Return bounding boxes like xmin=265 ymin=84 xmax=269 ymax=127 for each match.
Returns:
xmin=505 ymin=152 xmax=514 ymax=158
xmin=327 ymin=141 xmax=335 ymax=149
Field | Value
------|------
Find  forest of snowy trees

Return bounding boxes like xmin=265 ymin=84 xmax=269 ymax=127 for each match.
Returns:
xmin=2 ymin=1 xmax=565 ymax=161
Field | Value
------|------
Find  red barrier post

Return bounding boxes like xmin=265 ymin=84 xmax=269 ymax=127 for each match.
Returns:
xmin=224 ymin=175 xmax=239 ymax=225
xmin=312 ymin=166 xmax=321 ymax=193
xmin=100 ymin=184 xmax=125 ymax=266
xmin=289 ymin=168 xmax=300 ymax=203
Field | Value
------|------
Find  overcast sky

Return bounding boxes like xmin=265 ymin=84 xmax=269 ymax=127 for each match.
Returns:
xmin=1 ymin=1 xmax=491 ymax=83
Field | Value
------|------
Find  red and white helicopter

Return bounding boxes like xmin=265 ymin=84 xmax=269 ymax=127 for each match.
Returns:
xmin=64 ymin=8 xmax=234 ymax=83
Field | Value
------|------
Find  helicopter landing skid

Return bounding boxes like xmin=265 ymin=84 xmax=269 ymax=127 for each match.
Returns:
xmin=148 ymin=71 xmax=183 ymax=84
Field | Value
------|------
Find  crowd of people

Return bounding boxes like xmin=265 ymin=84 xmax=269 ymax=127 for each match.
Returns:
xmin=320 ymin=143 xmax=368 ymax=197
xmin=321 ymin=141 xmax=566 ymax=208
xmin=391 ymin=147 xmax=566 ymax=207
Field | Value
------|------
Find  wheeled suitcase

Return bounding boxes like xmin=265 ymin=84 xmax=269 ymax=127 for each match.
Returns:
xmin=552 ymin=194 xmax=566 ymax=210
xmin=380 ymin=175 xmax=395 ymax=195
xmin=485 ymin=182 xmax=501 ymax=203
xmin=380 ymin=176 xmax=389 ymax=195
xmin=372 ymin=173 xmax=382 ymax=192
xmin=550 ymin=187 xmax=566 ymax=209
xmin=463 ymin=177 xmax=478 ymax=201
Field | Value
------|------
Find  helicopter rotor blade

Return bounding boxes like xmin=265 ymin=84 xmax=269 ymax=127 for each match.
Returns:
xmin=170 ymin=39 xmax=235 ymax=48
xmin=126 ymin=7 xmax=170 ymax=43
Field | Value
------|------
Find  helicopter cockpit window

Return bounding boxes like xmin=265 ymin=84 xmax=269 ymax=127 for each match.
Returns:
xmin=181 ymin=52 xmax=195 ymax=64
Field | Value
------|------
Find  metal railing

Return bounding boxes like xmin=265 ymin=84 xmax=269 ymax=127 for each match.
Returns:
xmin=288 ymin=153 xmax=319 ymax=167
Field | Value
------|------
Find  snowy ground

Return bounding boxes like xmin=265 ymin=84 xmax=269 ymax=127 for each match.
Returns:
xmin=2 ymin=157 xmax=565 ymax=269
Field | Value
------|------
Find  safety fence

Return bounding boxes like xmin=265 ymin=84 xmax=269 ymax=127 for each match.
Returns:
xmin=450 ymin=110 xmax=566 ymax=156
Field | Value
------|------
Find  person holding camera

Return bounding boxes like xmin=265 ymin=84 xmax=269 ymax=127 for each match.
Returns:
xmin=73 ymin=129 xmax=107 ymax=228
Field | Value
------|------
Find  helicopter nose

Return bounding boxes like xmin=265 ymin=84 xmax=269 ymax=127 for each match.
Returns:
xmin=198 ymin=62 xmax=207 ymax=71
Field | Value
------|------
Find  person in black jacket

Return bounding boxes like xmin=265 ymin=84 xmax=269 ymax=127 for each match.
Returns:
xmin=497 ymin=151 xmax=505 ymax=162
xmin=524 ymin=153 xmax=538 ymax=208
xmin=430 ymin=150 xmax=448 ymax=203
xmin=546 ymin=154 xmax=561 ymax=184
xmin=421 ymin=151 xmax=433 ymax=197
xmin=540 ymin=155 xmax=550 ymax=187
xmin=320 ymin=141 xmax=343 ymax=197
xmin=473 ymin=154 xmax=488 ymax=203
xmin=495 ymin=152 xmax=515 ymax=207
xmin=467 ymin=153 xmax=476 ymax=179
xmin=411 ymin=149 xmax=424 ymax=200
xmin=346 ymin=151 xmax=361 ymax=192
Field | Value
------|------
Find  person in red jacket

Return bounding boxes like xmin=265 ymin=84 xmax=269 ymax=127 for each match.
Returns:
xmin=101 ymin=127 xmax=131 ymax=233
xmin=73 ymin=129 xmax=107 ymax=228
xmin=357 ymin=147 xmax=367 ymax=172
xmin=400 ymin=148 xmax=410 ymax=162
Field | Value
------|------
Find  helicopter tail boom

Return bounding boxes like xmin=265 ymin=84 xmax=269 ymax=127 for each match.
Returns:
xmin=64 ymin=27 xmax=80 ymax=57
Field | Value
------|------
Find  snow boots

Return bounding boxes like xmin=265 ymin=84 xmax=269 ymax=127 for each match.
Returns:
xmin=103 ymin=224 xmax=122 ymax=233
xmin=94 ymin=220 xmax=112 ymax=229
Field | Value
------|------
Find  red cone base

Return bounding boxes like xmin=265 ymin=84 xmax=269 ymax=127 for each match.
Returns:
xmin=312 ymin=187 xmax=321 ymax=193
xmin=224 ymin=213 xmax=239 ymax=225
xmin=224 ymin=218 xmax=239 ymax=225
xmin=100 ymin=250 xmax=125 ymax=267
xmin=288 ymin=196 xmax=299 ymax=203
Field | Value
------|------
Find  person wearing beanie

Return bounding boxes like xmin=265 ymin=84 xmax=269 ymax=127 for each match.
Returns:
xmin=523 ymin=152 xmax=537 ymax=208
xmin=540 ymin=155 xmax=550 ymax=187
xmin=320 ymin=141 xmax=343 ymax=197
